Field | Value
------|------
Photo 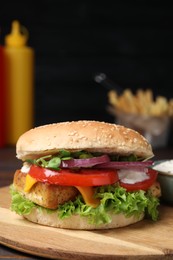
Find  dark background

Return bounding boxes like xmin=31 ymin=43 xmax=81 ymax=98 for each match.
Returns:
xmin=1 ymin=1 xmax=173 ymax=128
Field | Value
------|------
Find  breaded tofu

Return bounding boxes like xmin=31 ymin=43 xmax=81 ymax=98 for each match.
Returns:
xmin=148 ymin=181 xmax=161 ymax=198
xmin=13 ymin=170 xmax=79 ymax=209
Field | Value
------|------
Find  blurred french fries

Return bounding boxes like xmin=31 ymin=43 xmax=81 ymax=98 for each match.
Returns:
xmin=108 ymin=88 xmax=173 ymax=117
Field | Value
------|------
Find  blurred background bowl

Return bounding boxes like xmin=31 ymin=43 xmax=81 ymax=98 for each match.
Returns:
xmin=152 ymin=160 xmax=173 ymax=204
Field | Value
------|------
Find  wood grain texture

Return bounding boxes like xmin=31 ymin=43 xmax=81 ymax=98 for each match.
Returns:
xmin=0 ymin=186 xmax=173 ymax=260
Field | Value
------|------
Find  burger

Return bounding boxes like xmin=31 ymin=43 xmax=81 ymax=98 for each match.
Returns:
xmin=10 ymin=120 xmax=161 ymax=230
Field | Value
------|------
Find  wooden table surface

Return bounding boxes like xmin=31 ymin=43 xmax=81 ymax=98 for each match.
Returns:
xmin=0 ymin=146 xmax=173 ymax=259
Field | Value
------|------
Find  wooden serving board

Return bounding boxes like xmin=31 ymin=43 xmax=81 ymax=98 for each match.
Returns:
xmin=0 ymin=186 xmax=173 ymax=260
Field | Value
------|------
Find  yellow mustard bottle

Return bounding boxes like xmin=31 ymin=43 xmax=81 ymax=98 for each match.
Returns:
xmin=0 ymin=44 xmax=6 ymax=147
xmin=4 ymin=20 xmax=34 ymax=145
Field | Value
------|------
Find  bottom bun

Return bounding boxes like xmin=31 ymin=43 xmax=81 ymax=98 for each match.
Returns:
xmin=23 ymin=208 xmax=144 ymax=230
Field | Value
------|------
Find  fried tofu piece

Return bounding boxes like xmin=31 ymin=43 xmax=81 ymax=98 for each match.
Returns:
xmin=148 ymin=181 xmax=161 ymax=198
xmin=13 ymin=170 xmax=79 ymax=209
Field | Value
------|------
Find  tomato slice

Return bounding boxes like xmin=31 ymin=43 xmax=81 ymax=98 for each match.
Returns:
xmin=28 ymin=165 xmax=158 ymax=190
xmin=28 ymin=165 xmax=119 ymax=186
xmin=119 ymin=168 xmax=158 ymax=191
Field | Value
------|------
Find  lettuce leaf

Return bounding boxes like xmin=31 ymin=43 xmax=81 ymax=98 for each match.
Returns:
xmin=10 ymin=184 xmax=159 ymax=225
xmin=10 ymin=186 xmax=35 ymax=215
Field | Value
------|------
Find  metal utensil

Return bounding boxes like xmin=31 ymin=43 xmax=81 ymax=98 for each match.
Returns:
xmin=94 ymin=72 xmax=123 ymax=94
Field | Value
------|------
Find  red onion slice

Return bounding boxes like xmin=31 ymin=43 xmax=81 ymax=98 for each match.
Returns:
xmin=94 ymin=161 xmax=153 ymax=169
xmin=61 ymin=154 xmax=110 ymax=168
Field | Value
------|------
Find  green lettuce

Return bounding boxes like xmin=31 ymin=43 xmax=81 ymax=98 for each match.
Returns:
xmin=10 ymin=184 xmax=159 ymax=225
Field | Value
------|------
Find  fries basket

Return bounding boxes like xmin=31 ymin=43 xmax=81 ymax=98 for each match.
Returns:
xmin=108 ymin=89 xmax=172 ymax=148
xmin=115 ymin=109 xmax=170 ymax=148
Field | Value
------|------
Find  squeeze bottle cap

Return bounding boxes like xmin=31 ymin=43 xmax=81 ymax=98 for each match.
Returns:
xmin=5 ymin=20 xmax=28 ymax=47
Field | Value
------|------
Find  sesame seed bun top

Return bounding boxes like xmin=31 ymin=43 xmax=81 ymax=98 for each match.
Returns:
xmin=16 ymin=120 xmax=153 ymax=160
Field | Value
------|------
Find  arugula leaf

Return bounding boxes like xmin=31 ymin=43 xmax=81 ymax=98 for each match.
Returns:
xmin=25 ymin=150 xmax=144 ymax=171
